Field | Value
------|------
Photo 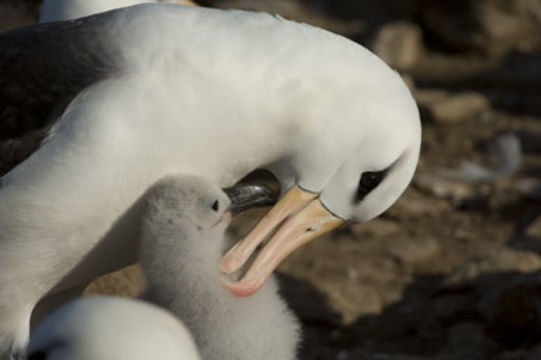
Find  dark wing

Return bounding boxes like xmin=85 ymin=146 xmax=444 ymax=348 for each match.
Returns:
xmin=0 ymin=15 xmax=121 ymax=138
xmin=0 ymin=14 xmax=121 ymax=174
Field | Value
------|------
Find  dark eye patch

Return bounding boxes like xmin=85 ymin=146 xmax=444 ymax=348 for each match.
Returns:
xmin=355 ymin=170 xmax=386 ymax=202
xmin=212 ymin=200 xmax=219 ymax=212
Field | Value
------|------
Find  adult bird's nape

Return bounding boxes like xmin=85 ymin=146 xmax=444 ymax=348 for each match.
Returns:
xmin=0 ymin=4 xmax=420 ymax=358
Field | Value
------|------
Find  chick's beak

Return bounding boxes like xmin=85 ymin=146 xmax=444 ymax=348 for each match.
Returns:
xmin=211 ymin=210 xmax=232 ymax=228
xmin=220 ymin=185 xmax=343 ymax=296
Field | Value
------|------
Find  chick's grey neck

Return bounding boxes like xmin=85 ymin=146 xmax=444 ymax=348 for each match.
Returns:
xmin=140 ymin=219 xmax=224 ymax=294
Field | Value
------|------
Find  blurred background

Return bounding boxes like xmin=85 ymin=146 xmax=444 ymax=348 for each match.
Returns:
xmin=1 ymin=0 xmax=541 ymax=359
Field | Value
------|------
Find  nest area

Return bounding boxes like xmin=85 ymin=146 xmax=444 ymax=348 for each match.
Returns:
xmin=3 ymin=1 xmax=541 ymax=359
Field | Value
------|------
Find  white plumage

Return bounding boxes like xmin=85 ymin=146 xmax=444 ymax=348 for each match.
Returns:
xmin=27 ymin=296 xmax=201 ymax=360
xmin=0 ymin=4 xmax=420 ymax=358
xmin=26 ymin=175 xmax=298 ymax=360
xmin=139 ymin=175 xmax=300 ymax=360
xmin=39 ymin=0 xmax=196 ymax=22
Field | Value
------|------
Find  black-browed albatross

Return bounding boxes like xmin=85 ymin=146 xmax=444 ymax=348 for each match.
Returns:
xmin=0 ymin=4 xmax=421 ymax=359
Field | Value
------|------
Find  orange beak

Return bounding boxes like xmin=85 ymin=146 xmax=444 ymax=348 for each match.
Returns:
xmin=220 ymin=185 xmax=343 ymax=296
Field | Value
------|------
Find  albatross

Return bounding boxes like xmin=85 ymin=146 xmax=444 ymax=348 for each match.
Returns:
xmin=0 ymin=4 xmax=420 ymax=358
xmin=139 ymin=174 xmax=300 ymax=360
xmin=39 ymin=0 xmax=198 ymax=23
xmin=27 ymin=296 xmax=202 ymax=360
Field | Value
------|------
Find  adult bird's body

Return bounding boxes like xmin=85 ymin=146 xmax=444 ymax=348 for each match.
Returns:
xmin=0 ymin=4 xmax=420 ymax=358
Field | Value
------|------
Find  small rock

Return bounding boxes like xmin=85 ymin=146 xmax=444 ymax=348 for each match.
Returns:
xmin=319 ymin=281 xmax=383 ymax=323
xmin=388 ymin=187 xmax=449 ymax=217
xmin=525 ymin=217 xmax=541 ymax=239
xmin=516 ymin=0 xmax=541 ymax=23
xmin=421 ymin=0 xmax=540 ymax=54
xmin=421 ymin=91 xmax=491 ymax=124
xmin=446 ymin=248 xmax=541 ymax=285
xmin=414 ymin=173 xmax=480 ymax=206
xmin=387 ymin=237 xmax=440 ymax=265
xmin=477 ymin=3 xmax=535 ymax=55
xmin=350 ymin=218 xmax=402 ymax=238
xmin=373 ymin=21 xmax=424 ymax=71
xmin=414 ymin=89 xmax=448 ymax=105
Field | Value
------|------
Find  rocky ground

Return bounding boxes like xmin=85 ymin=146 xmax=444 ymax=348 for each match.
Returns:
xmin=2 ymin=0 xmax=541 ymax=359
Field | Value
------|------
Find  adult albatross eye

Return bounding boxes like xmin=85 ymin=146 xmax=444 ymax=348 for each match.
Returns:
xmin=356 ymin=170 xmax=386 ymax=202
xmin=212 ymin=200 xmax=219 ymax=212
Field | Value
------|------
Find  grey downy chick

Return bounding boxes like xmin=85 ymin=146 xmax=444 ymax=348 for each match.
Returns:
xmin=139 ymin=174 xmax=300 ymax=360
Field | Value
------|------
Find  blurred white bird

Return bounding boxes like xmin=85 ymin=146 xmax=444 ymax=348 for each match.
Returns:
xmin=27 ymin=296 xmax=201 ymax=360
xmin=40 ymin=0 xmax=197 ymax=23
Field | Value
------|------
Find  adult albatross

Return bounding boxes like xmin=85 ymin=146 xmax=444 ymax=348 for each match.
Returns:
xmin=0 ymin=4 xmax=420 ymax=358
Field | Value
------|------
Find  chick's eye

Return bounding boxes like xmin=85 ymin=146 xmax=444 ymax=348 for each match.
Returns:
xmin=211 ymin=200 xmax=219 ymax=212
xmin=356 ymin=170 xmax=385 ymax=202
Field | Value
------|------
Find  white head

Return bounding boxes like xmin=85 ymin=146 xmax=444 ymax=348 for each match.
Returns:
xmin=27 ymin=296 xmax=201 ymax=360
xmin=39 ymin=2 xmax=421 ymax=297
xmin=299 ymin=79 xmax=421 ymax=221
xmin=141 ymin=175 xmax=232 ymax=242
xmin=222 ymin=57 xmax=421 ymax=295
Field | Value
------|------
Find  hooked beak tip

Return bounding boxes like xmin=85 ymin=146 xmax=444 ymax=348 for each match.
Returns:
xmin=221 ymin=276 xmax=262 ymax=297
xmin=219 ymin=185 xmax=344 ymax=297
